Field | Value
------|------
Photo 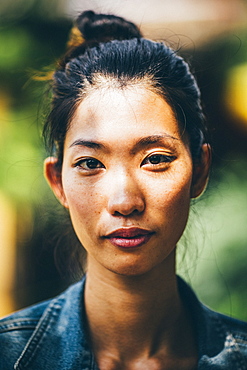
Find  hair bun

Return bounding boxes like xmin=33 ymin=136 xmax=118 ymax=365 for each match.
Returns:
xmin=59 ymin=11 xmax=142 ymax=70
xmin=76 ymin=10 xmax=142 ymax=43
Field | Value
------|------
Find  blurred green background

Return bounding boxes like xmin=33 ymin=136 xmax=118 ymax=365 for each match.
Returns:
xmin=0 ymin=0 xmax=247 ymax=319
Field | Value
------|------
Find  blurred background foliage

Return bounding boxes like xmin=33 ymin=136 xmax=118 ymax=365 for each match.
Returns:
xmin=0 ymin=0 xmax=246 ymax=320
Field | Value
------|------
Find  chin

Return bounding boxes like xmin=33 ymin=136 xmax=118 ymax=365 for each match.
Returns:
xmin=109 ymin=266 xmax=149 ymax=277
xmin=104 ymin=257 xmax=167 ymax=278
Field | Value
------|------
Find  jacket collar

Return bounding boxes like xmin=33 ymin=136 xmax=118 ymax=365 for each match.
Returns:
xmin=15 ymin=276 xmax=246 ymax=369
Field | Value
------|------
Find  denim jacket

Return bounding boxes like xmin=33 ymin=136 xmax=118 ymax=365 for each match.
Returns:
xmin=0 ymin=276 xmax=247 ymax=370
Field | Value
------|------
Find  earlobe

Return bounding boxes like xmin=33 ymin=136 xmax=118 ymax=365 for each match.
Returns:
xmin=44 ymin=157 xmax=68 ymax=208
xmin=191 ymin=144 xmax=211 ymax=199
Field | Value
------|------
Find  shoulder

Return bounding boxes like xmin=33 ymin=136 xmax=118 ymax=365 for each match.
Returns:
xmin=178 ymin=276 xmax=247 ymax=368
xmin=0 ymin=279 xmax=85 ymax=370
xmin=200 ymin=298 xmax=247 ymax=342
xmin=215 ymin=308 xmax=247 ymax=334
xmin=205 ymin=305 xmax=247 ymax=349
xmin=198 ymin=306 xmax=247 ymax=369
xmin=0 ymin=300 xmax=50 ymax=370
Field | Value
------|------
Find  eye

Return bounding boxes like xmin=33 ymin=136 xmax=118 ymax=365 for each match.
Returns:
xmin=141 ymin=154 xmax=176 ymax=168
xmin=75 ymin=157 xmax=105 ymax=171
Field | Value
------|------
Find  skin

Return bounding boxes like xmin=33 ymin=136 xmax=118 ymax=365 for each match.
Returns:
xmin=45 ymin=85 xmax=210 ymax=369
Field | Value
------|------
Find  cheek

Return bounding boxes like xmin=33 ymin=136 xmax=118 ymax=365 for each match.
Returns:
xmin=62 ymin=176 xmax=103 ymax=233
xmin=149 ymin=174 xmax=192 ymax=229
xmin=151 ymin=169 xmax=192 ymax=205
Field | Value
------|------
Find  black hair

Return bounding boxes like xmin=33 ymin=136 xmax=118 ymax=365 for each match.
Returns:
xmin=44 ymin=10 xmax=207 ymax=166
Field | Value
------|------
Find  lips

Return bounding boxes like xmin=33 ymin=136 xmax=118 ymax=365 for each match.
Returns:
xmin=105 ymin=228 xmax=154 ymax=248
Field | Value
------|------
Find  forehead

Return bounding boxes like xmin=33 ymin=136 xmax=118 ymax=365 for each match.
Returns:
xmin=67 ymin=86 xmax=181 ymax=143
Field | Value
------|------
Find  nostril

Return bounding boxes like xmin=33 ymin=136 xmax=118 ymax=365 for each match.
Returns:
xmin=113 ymin=208 xmax=144 ymax=217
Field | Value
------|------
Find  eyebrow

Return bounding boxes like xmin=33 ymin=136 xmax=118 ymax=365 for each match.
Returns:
xmin=69 ymin=140 xmax=106 ymax=150
xmin=69 ymin=134 xmax=179 ymax=152
xmin=130 ymin=134 xmax=179 ymax=154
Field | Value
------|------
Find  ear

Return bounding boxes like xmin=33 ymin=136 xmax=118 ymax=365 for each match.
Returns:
xmin=44 ymin=157 xmax=68 ymax=208
xmin=191 ymin=144 xmax=211 ymax=199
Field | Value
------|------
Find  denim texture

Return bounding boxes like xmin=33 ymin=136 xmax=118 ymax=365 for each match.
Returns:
xmin=0 ymin=276 xmax=247 ymax=369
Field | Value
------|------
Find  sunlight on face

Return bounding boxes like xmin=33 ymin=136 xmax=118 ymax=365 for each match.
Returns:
xmin=60 ymin=86 xmax=193 ymax=277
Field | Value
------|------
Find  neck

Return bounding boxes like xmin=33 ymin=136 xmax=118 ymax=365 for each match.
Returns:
xmin=84 ymin=252 xmax=190 ymax=363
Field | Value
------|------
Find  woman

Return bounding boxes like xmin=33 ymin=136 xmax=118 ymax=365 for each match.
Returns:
xmin=0 ymin=10 xmax=247 ymax=370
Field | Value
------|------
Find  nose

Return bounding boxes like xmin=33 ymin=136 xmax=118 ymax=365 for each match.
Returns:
xmin=107 ymin=169 xmax=145 ymax=216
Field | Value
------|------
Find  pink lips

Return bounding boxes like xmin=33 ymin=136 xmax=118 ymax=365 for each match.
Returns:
xmin=105 ymin=228 xmax=153 ymax=248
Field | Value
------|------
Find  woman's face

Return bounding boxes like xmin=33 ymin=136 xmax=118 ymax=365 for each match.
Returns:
xmin=46 ymin=86 xmax=207 ymax=277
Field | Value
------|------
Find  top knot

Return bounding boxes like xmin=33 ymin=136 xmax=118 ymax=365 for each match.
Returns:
xmin=59 ymin=11 xmax=143 ymax=70
xmin=76 ymin=10 xmax=142 ymax=43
